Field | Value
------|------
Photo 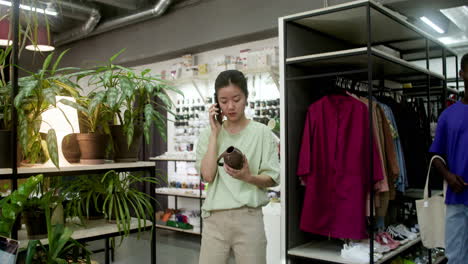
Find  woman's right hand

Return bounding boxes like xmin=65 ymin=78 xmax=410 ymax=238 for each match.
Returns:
xmin=209 ymin=104 xmax=222 ymax=135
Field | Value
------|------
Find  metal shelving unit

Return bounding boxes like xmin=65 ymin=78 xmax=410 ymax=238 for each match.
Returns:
xmin=4 ymin=2 xmax=158 ymax=264
xmin=150 ymin=155 xmax=205 ymax=236
xmin=279 ymin=1 xmax=456 ymax=263
xmin=4 ymin=162 xmax=158 ymax=264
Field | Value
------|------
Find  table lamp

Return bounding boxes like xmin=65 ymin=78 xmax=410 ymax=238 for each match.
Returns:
xmin=40 ymin=96 xmax=80 ymax=167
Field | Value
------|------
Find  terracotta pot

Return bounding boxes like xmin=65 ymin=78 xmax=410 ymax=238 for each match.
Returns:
xmin=23 ymin=209 xmax=47 ymax=239
xmin=62 ymin=133 xmax=81 ymax=163
xmin=111 ymin=125 xmax=143 ymax=162
xmin=217 ymin=146 xmax=244 ymax=170
xmin=0 ymin=130 xmax=11 ymax=168
xmin=76 ymin=133 xmax=108 ymax=165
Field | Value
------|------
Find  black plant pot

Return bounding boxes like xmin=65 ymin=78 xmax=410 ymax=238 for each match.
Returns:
xmin=85 ymin=195 xmax=105 ymax=220
xmin=0 ymin=130 xmax=11 ymax=168
xmin=111 ymin=125 xmax=143 ymax=162
xmin=23 ymin=209 xmax=48 ymax=239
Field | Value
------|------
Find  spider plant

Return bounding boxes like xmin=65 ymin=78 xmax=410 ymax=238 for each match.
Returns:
xmin=101 ymin=170 xmax=157 ymax=238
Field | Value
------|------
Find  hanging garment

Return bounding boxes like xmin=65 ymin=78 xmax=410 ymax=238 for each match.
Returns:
xmin=297 ymin=95 xmax=384 ymax=240
xmin=376 ymin=101 xmax=407 ymax=193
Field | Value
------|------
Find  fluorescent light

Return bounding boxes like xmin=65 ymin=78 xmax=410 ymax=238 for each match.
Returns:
xmin=26 ymin=44 xmax=55 ymax=52
xmin=420 ymin=16 xmax=445 ymax=34
xmin=0 ymin=0 xmax=58 ymax=16
xmin=441 ymin=6 xmax=468 ymax=32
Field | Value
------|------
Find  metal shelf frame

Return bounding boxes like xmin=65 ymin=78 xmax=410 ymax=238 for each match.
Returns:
xmin=279 ymin=1 xmax=456 ymax=263
xmin=152 ymin=159 xmax=205 ymax=237
xmin=5 ymin=2 xmax=158 ymax=264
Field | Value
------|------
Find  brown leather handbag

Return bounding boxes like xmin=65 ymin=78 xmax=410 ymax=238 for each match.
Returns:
xmin=217 ymin=146 xmax=244 ymax=170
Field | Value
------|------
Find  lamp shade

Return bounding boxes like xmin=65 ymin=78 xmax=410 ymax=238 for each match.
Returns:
xmin=0 ymin=19 xmax=11 ymax=46
xmin=25 ymin=25 xmax=54 ymax=52
xmin=40 ymin=96 xmax=80 ymax=167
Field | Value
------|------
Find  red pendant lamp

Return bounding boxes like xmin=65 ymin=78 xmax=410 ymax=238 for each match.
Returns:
xmin=26 ymin=25 xmax=54 ymax=52
xmin=0 ymin=19 xmax=12 ymax=46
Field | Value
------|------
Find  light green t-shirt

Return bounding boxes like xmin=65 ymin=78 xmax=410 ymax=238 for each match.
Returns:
xmin=195 ymin=120 xmax=280 ymax=217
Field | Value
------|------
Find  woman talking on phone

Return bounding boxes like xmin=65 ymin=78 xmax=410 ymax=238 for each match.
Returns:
xmin=195 ymin=70 xmax=280 ymax=264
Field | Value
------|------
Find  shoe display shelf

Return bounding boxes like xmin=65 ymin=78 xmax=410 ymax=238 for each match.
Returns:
xmin=288 ymin=237 xmax=421 ymax=264
xmin=279 ymin=0 xmax=457 ymax=263
xmin=150 ymin=155 xmax=204 ymax=236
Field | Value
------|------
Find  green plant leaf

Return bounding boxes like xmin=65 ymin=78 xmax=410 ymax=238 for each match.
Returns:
xmin=47 ymin=129 xmax=59 ymax=168
xmin=144 ymin=104 xmax=154 ymax=144
xmin=109 ymin=48 xmax=126 ymax=62
xmin=43 ymin=88 xmax=56 ymax=105
xmin=141 ymin=69 xmax=151 ymax=76
xmin=58 ymin=98 xmax=87 ymax=114
xmin=41 ymin=52 xmax=54 ymax=79
xmin=89 ymin=91 xmax=106 ymax=114
xmin=51 ymin=49 xmax=69 ymax=75
xmin=25 ymin=240 xmax=39 ymax=264
xmin=106 ymin=87 xmax=119 ymax=109
xmin=1 ymin=203 xmax=16 ymax=220
xmin=120 ymin=77 xmax=134 ymax=99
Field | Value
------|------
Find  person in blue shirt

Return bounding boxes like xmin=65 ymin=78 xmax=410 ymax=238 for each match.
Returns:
xmin=430 ymin=53 xmax=468 ymax=264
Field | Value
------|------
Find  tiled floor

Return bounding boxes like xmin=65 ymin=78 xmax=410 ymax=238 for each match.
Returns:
xmin=89 ymin=230 xmax=236 ymax=264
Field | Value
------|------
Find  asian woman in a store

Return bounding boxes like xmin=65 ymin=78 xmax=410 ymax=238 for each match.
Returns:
xmin=195 ymin=70 xmax=280 ymax=264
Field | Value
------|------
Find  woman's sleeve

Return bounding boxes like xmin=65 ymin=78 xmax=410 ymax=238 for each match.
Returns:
xmin=195 ymin=128 xmax=211 ymax=174
xmin=259 ymin=127 xmax=281 ymax=185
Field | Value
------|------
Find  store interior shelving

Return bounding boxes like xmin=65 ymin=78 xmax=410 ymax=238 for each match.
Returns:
xmin=288 ymin=237 xmax=422 ymax=264
xmin=155 ymin=224 xmax=201 ymax=236
xmin=0 ymin=161 xmax=155 ymax=178
xmin=156 ymin=187 xmax=206 ymax=199
xmin=18 ymin=218 xmax=153 ymax=249
xmin=280 ymin=0 xmax=456 ymax=263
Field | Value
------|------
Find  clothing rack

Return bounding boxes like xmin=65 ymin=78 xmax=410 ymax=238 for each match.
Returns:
xmin=279 ymin=1 xmax=456 ymax=263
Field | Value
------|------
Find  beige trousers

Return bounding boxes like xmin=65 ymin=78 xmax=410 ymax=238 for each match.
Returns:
xmin=198 ymin=207 xmax=267 ymax=264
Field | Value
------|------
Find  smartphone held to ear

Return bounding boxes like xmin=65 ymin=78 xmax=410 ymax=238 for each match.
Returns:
xmin=214 ymin=94 xmax=223 ymax=124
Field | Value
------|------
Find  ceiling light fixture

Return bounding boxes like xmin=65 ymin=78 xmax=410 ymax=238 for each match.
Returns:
xmin=0 ymin=0 xmax=58 ymax=16
xmin=25 ymin=26 xmax=55 ymax=52
xmin=441 ymin=6 xmax=468 ymax=32
xmin=420 ymin=16 xmax=445 ymax=34
xmin=0 ymin=19 xmax=11 ymax=46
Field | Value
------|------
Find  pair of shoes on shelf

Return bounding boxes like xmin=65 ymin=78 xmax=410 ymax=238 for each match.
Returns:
xmin=387 ymin=224 xmax=418 ymax=244
xmin=376 ymin=232 xmax=400 ymax=250
xmin=341 ymin=243 xmax=383 ymax=263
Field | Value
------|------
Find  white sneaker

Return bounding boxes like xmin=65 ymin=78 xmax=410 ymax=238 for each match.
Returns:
xmin=395 ymin=224 xmax=418 ymax=240
xmin=341 ymin=243 xmax=383 ymax=263
xmin=387 ymin=226 xmax=409 ymax=244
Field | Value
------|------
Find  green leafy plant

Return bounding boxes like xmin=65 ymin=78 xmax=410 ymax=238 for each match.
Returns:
xmin=14 ymin=50 xmax=81 ymax=167
xmin=75 ymin=49 xmax=182 ymax=147
xmin=62 ymin=175 xmax=106 ymax=222
xmin=0 ymin=174 xmax=43 ymax=237
xmin=100 ymin=170 xmax=158 ymax=239
xmin=0 ymin=46 xmax=12 ymax=130
xmin=60 ymin=92 xmax=112 ymax=134
xmin=25 ymin=205 xmax=91 ymax=264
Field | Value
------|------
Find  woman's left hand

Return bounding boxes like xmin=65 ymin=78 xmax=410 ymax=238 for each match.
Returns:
xmin=224 ymin=155 xmax=252 ymax=182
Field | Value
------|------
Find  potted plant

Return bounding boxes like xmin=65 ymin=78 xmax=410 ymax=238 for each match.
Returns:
xmin=63 ymin=175 xmax=106 ymax=221
xmin=76 ymin=49 xmax=181 ymax=162
xmin=59 ymin=92 xmax=112 ymax=164
xmin=99 ymin=170 xmax=157 ymax=238
xmin=0 ymin=174 xmax=43 ymax=238
xmin=111 ymin=68 xmax=181 ymax=162
xmin=25 ymin=206 xmax=91 ymax=264
xmin=0 ymin=47 xmax=12 ymax=168
xmin=14 ymin=50 xmax=81 ymax=168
